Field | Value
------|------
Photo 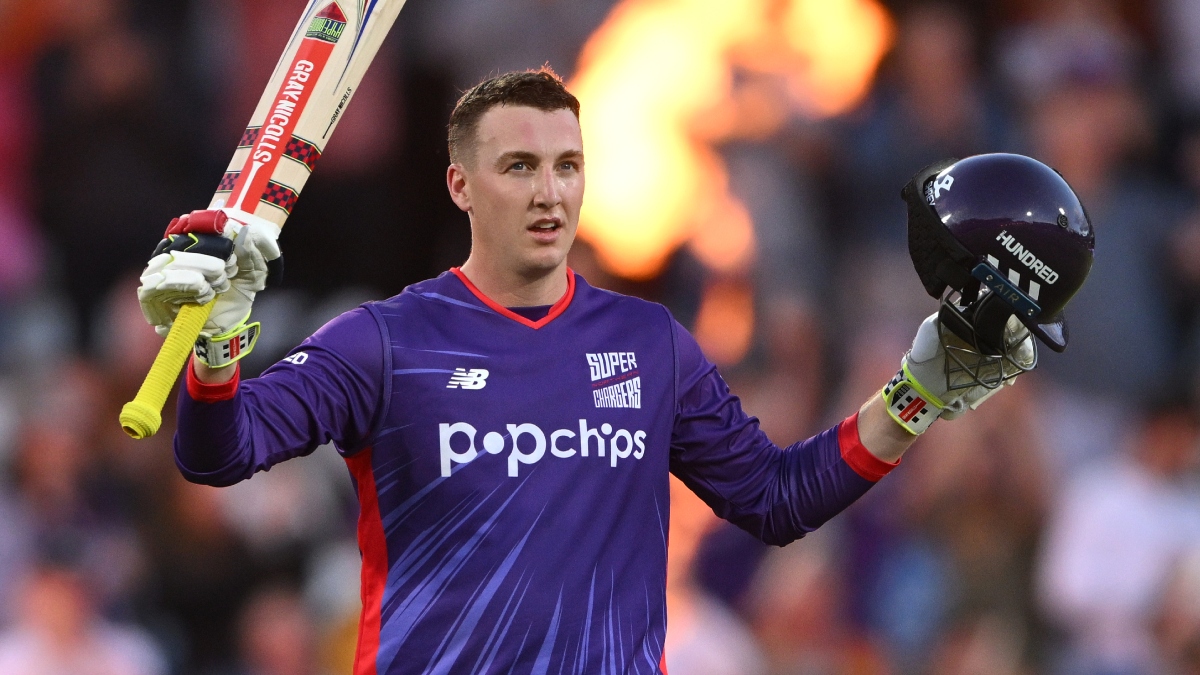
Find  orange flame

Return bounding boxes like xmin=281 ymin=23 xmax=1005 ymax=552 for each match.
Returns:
xmin=570 ymin=0 xmax=894 ymax=280
xmin=692 ymin=279 xmax=755 ymax=366
xmin=782 ymin=0 xmax=896 ymax=116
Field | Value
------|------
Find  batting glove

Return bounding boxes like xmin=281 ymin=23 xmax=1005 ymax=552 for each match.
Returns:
xmin=882 ymin=312 xmax=1035 ymax=434
xmin=137 ymin=209 xmax=282 ymax=368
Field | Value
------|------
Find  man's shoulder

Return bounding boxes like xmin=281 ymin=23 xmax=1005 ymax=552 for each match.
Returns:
xmin=366 ymin=270 xmax=467 ymax=314
xmin=572 ymin=273 xmax=670 ymax=319
xmin=306 ymin=274 xmax=461 ymax=347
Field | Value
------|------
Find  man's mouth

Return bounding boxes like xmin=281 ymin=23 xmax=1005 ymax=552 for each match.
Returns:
xmin=529 ymin=219 xmax=562 ymax=232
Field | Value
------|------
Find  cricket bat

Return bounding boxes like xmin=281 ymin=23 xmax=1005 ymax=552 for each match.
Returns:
xmin=120 ymin=0 xmax=408 ymax=439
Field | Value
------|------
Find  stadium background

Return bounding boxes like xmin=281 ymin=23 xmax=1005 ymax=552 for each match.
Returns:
xmin=1 ymin=0 xmax=1200 ymax=672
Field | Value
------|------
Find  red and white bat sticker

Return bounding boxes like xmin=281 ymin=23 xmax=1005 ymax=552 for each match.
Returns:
xmin=226 ymin=2 xmax=347 ymax=214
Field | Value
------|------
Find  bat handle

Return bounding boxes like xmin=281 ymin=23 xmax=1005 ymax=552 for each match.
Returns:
xmin=119 ymin=299 xmax=216 ymax=439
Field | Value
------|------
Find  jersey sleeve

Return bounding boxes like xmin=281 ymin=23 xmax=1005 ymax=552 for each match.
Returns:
xmin=668 ymin=318 xmax=897 ymax=546
xmin=174 ymin=305 xmax=389 ymax=486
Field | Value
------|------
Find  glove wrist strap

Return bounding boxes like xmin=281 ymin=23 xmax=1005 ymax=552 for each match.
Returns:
xmin=195 ymin=320 xmax=260 ymax=369
xmin=881 ymin=363 xmax=946 ymax=435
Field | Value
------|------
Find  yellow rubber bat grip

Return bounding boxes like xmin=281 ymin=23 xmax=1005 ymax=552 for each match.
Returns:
xmin=119 ymin=299 xmax=216 ymax=439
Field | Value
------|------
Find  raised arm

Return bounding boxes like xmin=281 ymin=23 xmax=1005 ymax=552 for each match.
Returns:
xmin=667 ymin=318 xmax=897 ymax=545
xmin=668 ymin=309 xmax=1032 ymax=545
xmin=174 ymin=306 xmax=388 ymax=486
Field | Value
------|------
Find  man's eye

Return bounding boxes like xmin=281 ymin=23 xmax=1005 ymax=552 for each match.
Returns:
xmin=509 ymin=162 xmax=528 ymax=171
xmin=558 ymin=162 xmax=577 ymax=171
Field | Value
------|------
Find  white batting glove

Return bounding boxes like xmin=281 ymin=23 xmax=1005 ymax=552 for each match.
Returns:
xmin=220 ymin=207 xmax=282 ymax=291
xmin=137 ymin=209 xmax=281 ymax=368
xmin=882 ymin=312 xmax=1036 ymax=434
xmin=138 ymin=247 xmax=237 ymax=336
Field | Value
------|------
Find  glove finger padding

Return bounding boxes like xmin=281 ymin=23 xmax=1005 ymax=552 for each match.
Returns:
xmin=192 ymin=209 xmax=281 ymax=367
xmin=243 ymin=225 xmax=281 ymax=264
xmin=233 ymin=237 xmax=270 ymax=295
xmin=138 ymin=251 xmax=235 ymax=335
xmin=885 ymin=312 xmax=1036 ymax=434
xmin=222 ymin=214 xmax=281 ymax=279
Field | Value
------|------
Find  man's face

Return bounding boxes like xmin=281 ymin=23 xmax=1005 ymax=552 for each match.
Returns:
xmin=448 ymin=105 xmax=584 ymax=277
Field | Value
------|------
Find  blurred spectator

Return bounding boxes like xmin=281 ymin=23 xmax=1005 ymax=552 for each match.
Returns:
xmin=1026 ymin=77 xmax=1183 ymax=408
xmin=140 ymin=477 xmax=267 ymax=674
xmin=997 ymin=0 xmax=1140 ymax=107
xmin=0 ymin=558 xmax=166 ymax=675
xmin=665 ymin=477 xmax=767 ymax=675
xmin=0 ymin=484 xmax=34 ymax=626
xmin=10 ymin=366 xmax=147 ymax=615
xmin=731 ymin=297 xmax=825 ymax=451
xmin=217 ymin=445 xmax=354 ymax=563
xmin=835 ymin=2 xmax=1015 ymax=250
xmin=928 ymin=612 xmax=1027 ymax=675
xmin=0 ymin=3 xmax=50 ymax=357
xmin=34 ymin=0 xmax=209 ymax=352
xmin=743 ymin=528 xmax=886 ymax=675
xmin=1164 ymin=127 xmax=1200 ymax=388
xmin=0 ymin=197 xmax=43 ymax=305
xmin=845 ymin=382 xmax=1050 ymax=671
xmin=227 ymin=586 xmax=332 ymax=675
xmin=1160 ymin=0 xmax=1200 ymax=117
xmin=0 ymin=0 xmax=49 ymax=257
xmin=1155 ymin=549 xmax=1200 ymax=673
xmin=410 ymin=0 xmax=618 ymax=86
xmin=1038 ymin=401 xmax=1200 ymax=674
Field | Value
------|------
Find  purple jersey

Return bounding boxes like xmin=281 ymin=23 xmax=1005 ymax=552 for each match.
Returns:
xmin=175 ymin=269 xmax=897 ymax=675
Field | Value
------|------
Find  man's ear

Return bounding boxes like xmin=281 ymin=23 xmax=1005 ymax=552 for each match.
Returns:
xmin=447 ymin=164 xmax=471 ymax=212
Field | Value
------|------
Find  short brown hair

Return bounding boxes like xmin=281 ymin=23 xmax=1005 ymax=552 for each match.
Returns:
xmin=447 ymin=67 xmax=581 ymax=166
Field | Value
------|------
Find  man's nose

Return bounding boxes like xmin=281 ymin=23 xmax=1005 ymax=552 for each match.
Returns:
xmin=533 ymin=166 xmax=562 ymax=208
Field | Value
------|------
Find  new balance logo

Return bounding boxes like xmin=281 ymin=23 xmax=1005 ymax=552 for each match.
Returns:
xmin=447 ymin=368 xmax=489 ymax=390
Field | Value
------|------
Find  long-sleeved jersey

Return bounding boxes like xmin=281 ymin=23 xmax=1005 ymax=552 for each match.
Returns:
xmin=175 ymin=269 xmax=898 ymax=675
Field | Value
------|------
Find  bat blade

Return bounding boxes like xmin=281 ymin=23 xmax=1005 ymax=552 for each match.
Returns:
xmin=212 ymin=0 xmax=407 ymax=225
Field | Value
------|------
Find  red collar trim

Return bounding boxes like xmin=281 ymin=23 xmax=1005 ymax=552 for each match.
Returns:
xmin=450 ymin=267 xmax=576 ymax=330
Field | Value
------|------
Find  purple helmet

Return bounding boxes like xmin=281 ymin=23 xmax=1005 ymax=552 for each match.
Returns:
xmin=902 ymin=153 xmax=1095 ymax=354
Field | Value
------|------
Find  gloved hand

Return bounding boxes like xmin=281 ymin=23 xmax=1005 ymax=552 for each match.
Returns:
xmin=137 ymin=209 xmax=282 ymax=367
xmin=882 ymin=312 xmax=1036 ymax=434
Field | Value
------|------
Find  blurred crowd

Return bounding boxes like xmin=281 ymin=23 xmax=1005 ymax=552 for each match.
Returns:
xmin=2 ymin=0 xmax=1200 ymax=673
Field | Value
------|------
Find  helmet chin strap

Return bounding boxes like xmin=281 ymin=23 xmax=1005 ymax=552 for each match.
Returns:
xmin=936 ymin=289 xmax=1039 ymax=391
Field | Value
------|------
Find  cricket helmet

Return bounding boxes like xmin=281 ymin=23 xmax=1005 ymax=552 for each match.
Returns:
xmin=902 ymin=153 xmax=1095 ymax=357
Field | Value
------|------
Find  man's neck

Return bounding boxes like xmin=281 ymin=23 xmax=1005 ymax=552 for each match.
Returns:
xmin=457 ymin=258 xmax=568 ymax=307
